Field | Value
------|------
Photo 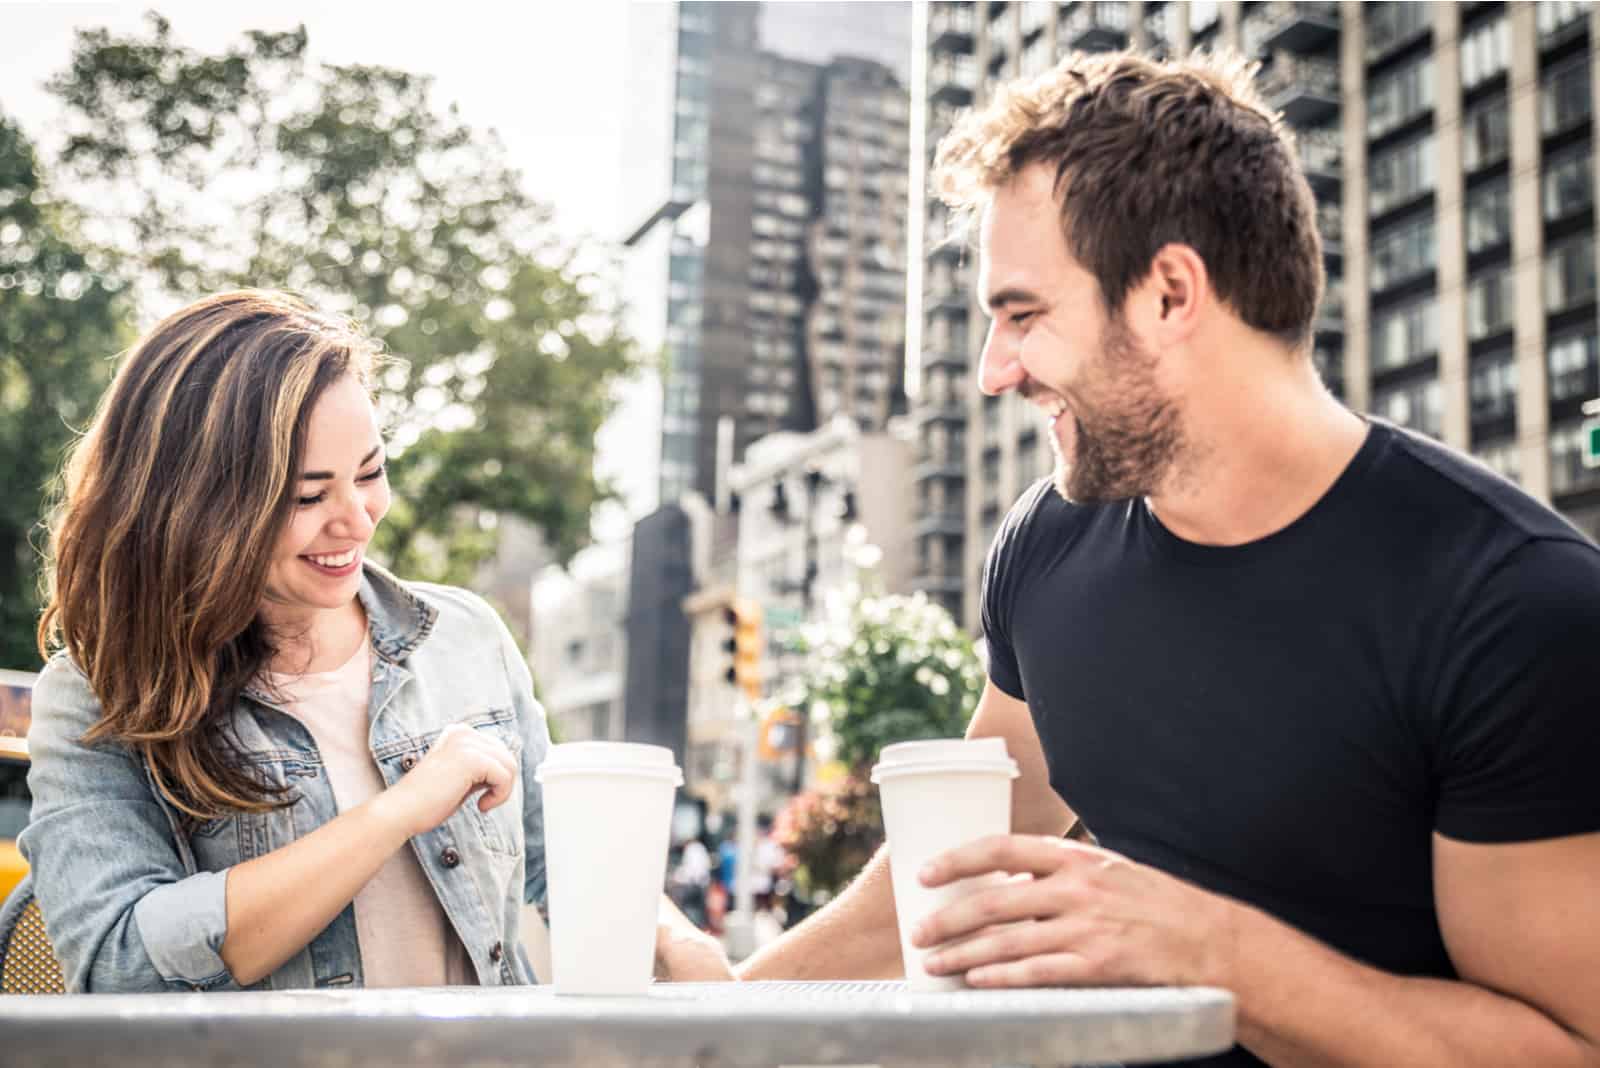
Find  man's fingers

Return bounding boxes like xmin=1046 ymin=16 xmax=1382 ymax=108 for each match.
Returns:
xmin=919 ymin=834 xmax=1094 ymax=887
xmin=911 ymin=877 xmax=1062 ymax=948
xmin=966 ymin=951 xmax=1097 ymax=989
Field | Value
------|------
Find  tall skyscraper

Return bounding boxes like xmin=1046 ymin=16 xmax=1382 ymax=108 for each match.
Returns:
xmin=909 ymin=1 xmax=1600 ymax=631
xmin=626 ymin=2 xmax=913 ymax=506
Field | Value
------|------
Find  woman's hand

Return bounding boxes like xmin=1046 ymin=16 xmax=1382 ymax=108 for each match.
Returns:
xmin=380 ymin=722 xmax=519 ymax=839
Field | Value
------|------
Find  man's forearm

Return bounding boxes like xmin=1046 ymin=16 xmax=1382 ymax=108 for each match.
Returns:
xmin=736 ymin=847 xmax=905 ymax=981
xmin=1228 ymin=901 xmax=1600 ymax=1068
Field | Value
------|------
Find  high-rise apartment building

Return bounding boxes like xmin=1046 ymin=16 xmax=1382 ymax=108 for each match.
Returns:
xmin=630 ymin=2 xmax=912 ymax=506
xmin=909 ymin=1 xmax=1600 ymax=632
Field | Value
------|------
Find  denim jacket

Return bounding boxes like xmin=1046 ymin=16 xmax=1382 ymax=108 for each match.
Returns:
xmin=19 ymin=563 xmax=550 ymax=992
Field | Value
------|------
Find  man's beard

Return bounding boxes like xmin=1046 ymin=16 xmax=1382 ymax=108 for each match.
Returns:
xmin=1048 ymin=316 xmax=1183 ymax=504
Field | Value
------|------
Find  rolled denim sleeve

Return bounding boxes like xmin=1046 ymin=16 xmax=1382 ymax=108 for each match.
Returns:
xmin=18 ymin=657 xmax=241 ymax=993
xmin=491 ymin=618 xmax=551 ymax=914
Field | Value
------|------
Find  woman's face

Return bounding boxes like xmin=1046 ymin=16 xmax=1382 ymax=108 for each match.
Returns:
xmin=263 ymin=373 xmax=390 ymax=625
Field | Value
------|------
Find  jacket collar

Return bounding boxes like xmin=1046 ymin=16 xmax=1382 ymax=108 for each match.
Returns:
xmin=355 ymin=560 xmax=437 ymax=665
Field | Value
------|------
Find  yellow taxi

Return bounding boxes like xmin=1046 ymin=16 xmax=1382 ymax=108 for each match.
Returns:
xmin=0 ymin=668 xmax=37 ymax=904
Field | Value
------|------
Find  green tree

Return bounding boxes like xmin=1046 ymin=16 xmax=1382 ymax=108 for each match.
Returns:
xmin=0 ymin=111 xmax=130 ymax=668
xmin=799 ymin=590 xmax=985 ymax=772
xmin=43 ymin=14 xmax=635 ymax=583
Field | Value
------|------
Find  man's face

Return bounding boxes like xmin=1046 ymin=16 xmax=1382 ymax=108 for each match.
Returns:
xmin=975 ymin=165 xmax=1183 ymax=503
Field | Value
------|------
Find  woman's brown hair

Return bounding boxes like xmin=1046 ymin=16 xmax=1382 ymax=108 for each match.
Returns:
xmin=39 ymin=289 xmax=379 ymax=821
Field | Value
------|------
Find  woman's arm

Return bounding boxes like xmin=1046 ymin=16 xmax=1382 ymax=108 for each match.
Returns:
xmin=23 ymin=661 xmax=517 ymax=991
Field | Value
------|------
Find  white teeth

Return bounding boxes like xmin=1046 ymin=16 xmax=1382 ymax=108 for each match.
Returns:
xmin=307 ymin=549 xmax=357 ymax=568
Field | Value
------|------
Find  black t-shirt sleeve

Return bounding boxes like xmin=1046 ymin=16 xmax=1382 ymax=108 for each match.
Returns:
xmin=982 ymin=482 xmax=1049 ymax=701
xmin=1431 ymin=537 xmax=1600 ymax=843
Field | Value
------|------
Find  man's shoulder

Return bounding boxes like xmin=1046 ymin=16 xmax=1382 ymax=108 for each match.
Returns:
xmin=992 ymin=477 xmax=1116 ymax=558
xmin=1375 ymin=423 xmax=1594 ymax=550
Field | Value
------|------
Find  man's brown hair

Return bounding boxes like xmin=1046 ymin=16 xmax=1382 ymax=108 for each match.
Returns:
xmin=933 ymin=50 xmax=1324 ymax=348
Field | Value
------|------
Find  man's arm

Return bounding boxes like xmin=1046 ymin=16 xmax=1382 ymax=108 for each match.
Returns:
xmin=1230 ymin=832 xmax=1600 ymax=1067
xmin=736 ymin=681 xmax=1072 ymax=981
xmin=909 ymin=829 xmax=1600 ymax=1068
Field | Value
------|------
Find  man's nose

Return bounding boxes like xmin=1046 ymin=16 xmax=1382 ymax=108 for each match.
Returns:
xmin=978 ymin=321 xmax=1027 ymax=396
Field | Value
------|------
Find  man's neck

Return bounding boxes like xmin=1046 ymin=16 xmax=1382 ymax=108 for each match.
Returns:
xmin=1145 ymin=356 xmax=1368 ymax=547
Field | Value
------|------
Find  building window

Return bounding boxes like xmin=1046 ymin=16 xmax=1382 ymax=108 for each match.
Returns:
xmin=1544 ymin=147 xmax=1595 ymax=221
xmin=1371 ymin=294 xmax=1439 ymax=371
xmin=1542 ymin=57 xmax=1593 ymax=136
xmin=1462 ymin=95 xmax=1511 ymax=171
xmin=1371 ymin=214 xmax=1437 ymax=290
xmin=1545 ymin=233 xmax=1598 ymax=314
xmin=1537 ymin=0 xmax=1593 ymax=42
xmin=1551 ymin=419 xmax=1600 ymax=493
xmin=1473 ymin=438 xmax=1522 ymax=485
xmin=1370 ymin=133 xmax=1436 ymax=215
xmin=1461 ymin=17 xmax=1510 ymax=89
xmin=1366 ymin=2 xmax=1430 ymax=59
xmin=1469 ymin=350 xmax=1517 ymax=424
xmin=1467 ymin=265 xmax=1514 ymax=340
xmin=1367 ymin=55 xmax=1435 ymax=139
xmin=1466 ymin=178 xmax=1513 ymax=254
xmin=1548 ymin=329 xmax=1600 ymax=402
xmin=1373 ymin=377 xmax=1443 ymax=439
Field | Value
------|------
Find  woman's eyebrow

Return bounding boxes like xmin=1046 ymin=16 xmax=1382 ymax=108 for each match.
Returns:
xmin=300 ymin=444 xmax=383 ymax=482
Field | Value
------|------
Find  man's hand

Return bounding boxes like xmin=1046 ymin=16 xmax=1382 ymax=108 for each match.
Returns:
xmin=911 ymin=834 xmax=1239 ymax=989
xmin=654 ymin=922 xmax=737 ymax=983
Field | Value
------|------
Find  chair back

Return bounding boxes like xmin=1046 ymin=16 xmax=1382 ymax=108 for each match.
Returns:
xmin=0 ymin=875 xmax=66 ymax=994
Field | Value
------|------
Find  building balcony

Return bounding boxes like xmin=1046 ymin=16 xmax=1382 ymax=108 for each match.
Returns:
xmin=911 ymin=569 xmax=966 ymax=595
xmin=1260 ymin=52 xmax=1340 ymax=125
xmin=920 ymin=346 xmax=970 ymax=372
xmin=1257 ymin=1 xmax=1340 ymax=54
xmin=930 ymin=3 xmax=976 ymax=52
xmin=1062 ymin=1 xmax=1131 ymax=52
xmin=923 ymin=270 xmax=971 ymax=315
xmin=913 ymin=452 xmax=967 ymax=482
xmin=915 ymin=393 xmax=968 ymax=424
xmin=1297 ymin=128 xmax=1342 ymax=189
xmin=1315 ymin=285 xmax=1345 ymax=335
xmin=930 ymin=56 xmax=977 ymax=106
xmin=1317 ymin=202 xmax=1343 ymax=257
xmin=914 ymin=510 xmax=967 ymax=538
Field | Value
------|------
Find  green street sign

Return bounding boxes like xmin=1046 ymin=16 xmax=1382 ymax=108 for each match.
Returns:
xmin=1584 ymin=419 xmax=1600 ymax=470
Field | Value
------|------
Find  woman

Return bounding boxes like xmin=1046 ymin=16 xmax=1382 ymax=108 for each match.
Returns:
xmin=20 ymin=290 xmax=549 ymax=991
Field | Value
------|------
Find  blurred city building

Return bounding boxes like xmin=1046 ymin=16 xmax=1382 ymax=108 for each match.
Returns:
xmin=622 ymin=2 xmax=914 ymax=506
xmin=529 ymin=542 xmax=629 ymax=744
xmin=909 ymin=0 xmax=1600 ymax=631
xmin=680 ymin=415 xmax=916 ymax=809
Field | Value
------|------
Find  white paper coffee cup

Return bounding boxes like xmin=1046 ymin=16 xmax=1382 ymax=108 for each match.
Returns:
xmin=871 ymin=738 xmax=1019 ymax=991
xmin=534 ymin=741 xmax=684 ymax=996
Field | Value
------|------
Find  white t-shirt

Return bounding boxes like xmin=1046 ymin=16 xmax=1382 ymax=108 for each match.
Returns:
xmin=269 ymin=635 xmax=476 ymax=987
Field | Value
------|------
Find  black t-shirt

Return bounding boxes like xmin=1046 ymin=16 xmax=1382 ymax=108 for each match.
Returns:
xmin=982 ymin=421 xmax=1600 ymax=1068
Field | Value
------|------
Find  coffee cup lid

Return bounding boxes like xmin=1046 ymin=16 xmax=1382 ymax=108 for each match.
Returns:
xmin=869 ymin=737 xmax=1019 ymax=783
xmin=534 ymin=741 xmax=684 ymax=785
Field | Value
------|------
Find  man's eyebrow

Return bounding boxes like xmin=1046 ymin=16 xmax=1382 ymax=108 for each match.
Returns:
xmin=301 ymin=444 xmax=383 ymax=481
xmin=983 ymin=286 xmax=1042 ymax=315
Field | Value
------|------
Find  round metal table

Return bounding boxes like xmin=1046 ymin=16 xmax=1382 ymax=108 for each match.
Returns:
xmin=0 ymin=979 xmax=1236 ymax=1066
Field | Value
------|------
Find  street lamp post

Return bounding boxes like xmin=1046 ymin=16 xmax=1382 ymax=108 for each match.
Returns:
xmin=770 ymin=467 xmax=855 ymax=795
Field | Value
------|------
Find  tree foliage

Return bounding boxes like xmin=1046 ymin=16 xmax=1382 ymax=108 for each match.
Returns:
xmin=42 ymin=13 xmax=635 ymax=583
xmin=0 ymin=112 xmax=130 ymax=668
xmin=799 ymin=590 xmax=985 ymax=772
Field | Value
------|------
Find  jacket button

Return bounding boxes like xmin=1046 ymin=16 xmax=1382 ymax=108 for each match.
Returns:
xmin=441 ymin=847 xmax=460 ymax=868
xmin=489 ymin=941 xmax=504 ymax=963
xmin=400 ymin=753 xmax=418 ymax=772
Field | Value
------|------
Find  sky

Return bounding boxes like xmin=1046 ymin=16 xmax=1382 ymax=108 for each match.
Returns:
xmin=0 ymin=0 xmax=661 ymax=538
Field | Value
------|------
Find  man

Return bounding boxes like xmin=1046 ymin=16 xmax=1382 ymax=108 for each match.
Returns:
xmin=663 ymin=50 xmax=1600 ymax=1067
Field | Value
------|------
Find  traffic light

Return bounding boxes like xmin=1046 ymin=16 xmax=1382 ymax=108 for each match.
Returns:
xmin=721 ymin=598 xmax=764 ymax=702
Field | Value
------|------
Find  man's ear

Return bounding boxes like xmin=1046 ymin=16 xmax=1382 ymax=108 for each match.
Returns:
xmin=1137 ymin=243 xmax=1208 ymax=344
